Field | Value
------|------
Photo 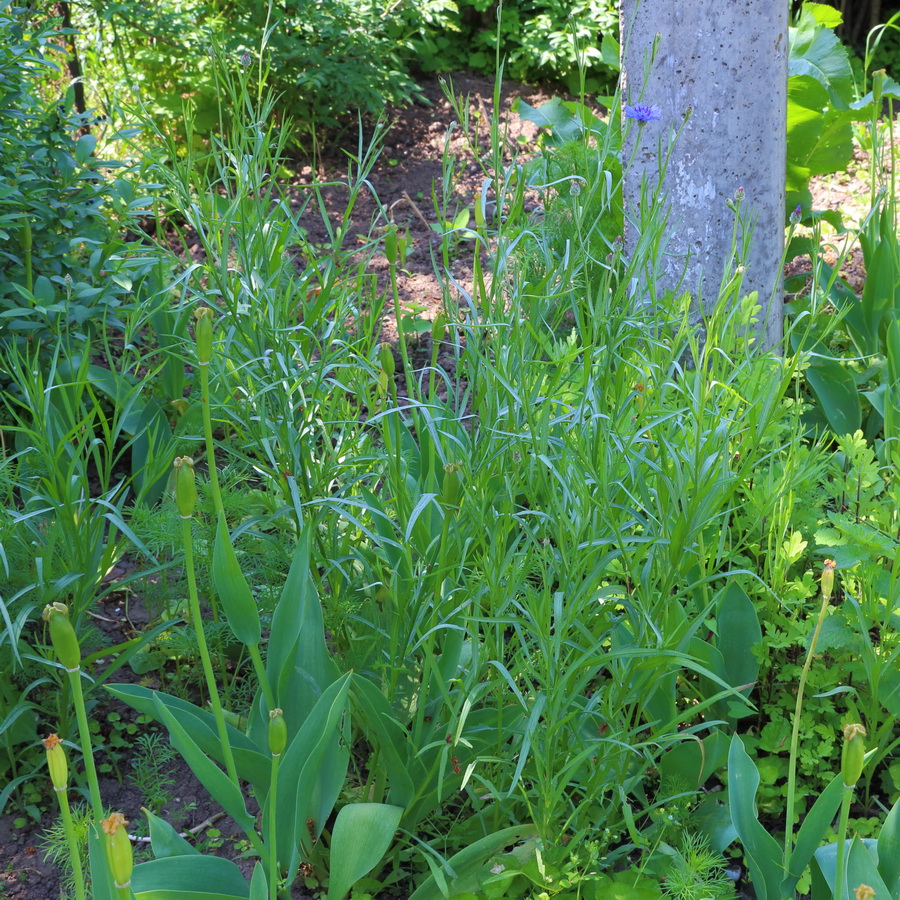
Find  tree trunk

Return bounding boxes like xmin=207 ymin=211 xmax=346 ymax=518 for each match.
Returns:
xmin=56 ymin=1 xmax=86 ymax=116
xmin=620 ymin=1 xmax=788 ymax=351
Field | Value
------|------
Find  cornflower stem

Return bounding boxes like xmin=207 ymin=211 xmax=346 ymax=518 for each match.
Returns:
xmin=784 ymin=589 xmax=830 ymax=870
xmin=180 ymin=516 xmax=240 ymax=786
xmin=55 ymin=786 xmax=86 ymax=900
xmin=68 ymin=670 xmax=104 ymax=823
xmin=833 ymin=783 xmax=854 ymax=900
xmin=268 ymin=754 xmax=280 ymax=900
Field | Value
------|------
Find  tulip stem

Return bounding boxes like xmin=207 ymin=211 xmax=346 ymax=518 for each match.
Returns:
xmin=833 ymin=784 xmax=854 ymax=900
xmin=68 ymin=670 xmax=104 ymax=823
xmin=57 ymin=787 xmax=86 ymax=900
xmin=181 ymin=516 xmax=240 ymax=786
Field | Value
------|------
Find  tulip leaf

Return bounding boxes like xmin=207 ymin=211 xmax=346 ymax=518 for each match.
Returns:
xmin=326 ymin=804 xmax=404 ymax=900
xmin=132 ymin=855 xmax=250 ymax=897
xmin=213 ymin=510 xmax=261 ymax=647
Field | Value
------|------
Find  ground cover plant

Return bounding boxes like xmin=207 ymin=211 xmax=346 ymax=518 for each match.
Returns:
xmin=2 ymin=2 xmax=900 ymax=900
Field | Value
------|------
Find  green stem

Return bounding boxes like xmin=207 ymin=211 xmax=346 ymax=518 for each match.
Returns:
xmin=199 ymin=362 xmax=225 ymax=518
xmin=389 ymin=262 xmax=416 ymax=403
xmin=249 ymin=644 xmax=276 ymax=712
xmin=269 ymin=753 xmax=280 ymax=900
xmin=180 ymin=516 xmax=240 ymax=786
xmin=68 ymin=669 xmax=104 ymax=823
xmin=784 ymin=590 xmax=830 ymax=870
xmin=56 ymin=787 xmax=86 ymax=900
xmin=833 ymin=784 xmax=854 ymax=900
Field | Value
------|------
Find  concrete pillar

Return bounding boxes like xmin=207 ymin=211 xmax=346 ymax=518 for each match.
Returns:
xmin=620 ymin=1 xmax=788 ymax=350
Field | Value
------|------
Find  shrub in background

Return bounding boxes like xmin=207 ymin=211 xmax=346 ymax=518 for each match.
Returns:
xmin=75 ymin=0 xmax=457 ymax=136
xmin=413 ymin=0 xmax=620 ymax=93
xmin=0 ymin=1 xmax=158 ymax=368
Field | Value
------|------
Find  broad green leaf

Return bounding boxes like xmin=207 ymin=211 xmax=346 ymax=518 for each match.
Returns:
xmin=132 ymin=855 xmax=250 ymax=898
xmin=325 ymin=804 xmax=403 ymax=900
xmin=249 ymin=864 xmax=268 ymax=900
xmin=273 ymin=674 xmax=352 ymax=884
xmin=350 ymin=676 xmax=417 ymax=808
xmin=781 ymin=774 xmax=842 ymax=896
xmin=877 ymin=796 xmax=900 ymax=893
xmin=88 ymin=824 xmax=118 ymax=900
xmin=75 ymin=132 xmax=96 ymax=164
xmin=789 ymin=8 xmax=854 ymax=107
xmin=265 ymin=527 xmax=340 ymax=737
xmin=716 ymin=583 xmax=762 ymax=701
xmin=212 ymin=511 xmax=261 ymax=647
xmin=727 ymin=735 xmax=783 ymax=900
xmin=802 ymin=2 xmax=842 ymax=27
xmin=814 ymin=837 xmax=888 ymax=898
xmin=805 ymin=358 xmax=862 ymax=436
xmin=151 ymin=694 xmax=258 ymax=840
xmin=107 ymin=684 xmax=270 ymax=792
xmin=145 ymin=808 xmax=199 ymax=859
xmin=408 ymin=825 xmax=539 ymax=900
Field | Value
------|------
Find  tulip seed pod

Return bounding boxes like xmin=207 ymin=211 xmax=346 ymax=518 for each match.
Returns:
xmin=268 ymin=708 xmax=287 ymax=757
xmin=42 ymin=603 xmax=80 ymax=670
xmin=379 ymin=342 xmax=395 ymax=378
xmin=42 ymin=733 xmax=68 ymax=791
xmin=442 ymin=462 xmax=462 ymax=511
xmin=194 ymin=307 xmax=214 ymax=365
xmin=173 ymin=456 xmax=197 ymax=518
xmin=841 ymin=723 xmax=866 ymax=787
xmin=102 ymin=812 xmax=134 ymax=889
xmin=384 ymin=227 xmax=398 ymax=266
xmin=431 ymin=314 xmax=447 ymax=343
xmin=821 ymin=559 xmax=836 ymax=601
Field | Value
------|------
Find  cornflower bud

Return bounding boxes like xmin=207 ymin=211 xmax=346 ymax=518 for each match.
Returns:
xmin=841 ymin=723 xmax=866 ymax=787
xmin=194 ymin=307 xmax=214 ymax=365
xmin=42 ymin=733 xmax=68 ymax=791
xmin=102 ymin=812 xmax=134 ymax=889
xmin=268 ymin=708 xmax=287 ymax=757
xmin=822 ymin=559 xmax=836 ymax=600
xmin=42 ymin=603 xmax=80 ymax=670
xmin=173 ymin=456 xmax=197 ymax=518
xmin=790 ymin=205 xmax=802 ymax=226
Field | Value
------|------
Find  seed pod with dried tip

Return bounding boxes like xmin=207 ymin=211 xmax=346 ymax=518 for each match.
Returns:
xmin=821 ymin=559 xmax=836 ymax=600
xmin=42 ymin=733 xmax=68 ymax=791
xmin=841 ymin=723 xmax=866 ymax=787
xmin=42 ymin=603 xmax=80 ymax=670
xmin=102 ymin=812 xmax=134 ymax=890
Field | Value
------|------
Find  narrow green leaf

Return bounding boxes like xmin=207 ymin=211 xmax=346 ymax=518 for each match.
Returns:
xmin=151 ymin=694 xmax=257 ymax=839
xmin=408 ymin=825 xmax=540 ymax=900
xmin=325 ymin=804 xmax=403 ymax=900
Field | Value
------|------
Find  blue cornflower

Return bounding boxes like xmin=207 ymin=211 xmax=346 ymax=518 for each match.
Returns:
xmin=624 ymin=103 xmax=662 ymax=123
